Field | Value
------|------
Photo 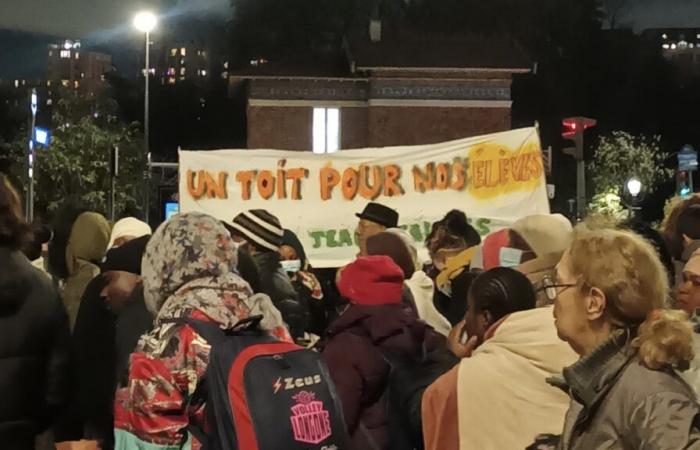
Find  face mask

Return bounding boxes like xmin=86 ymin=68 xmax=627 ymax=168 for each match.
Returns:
xmin=281 ymin=259 xmax=302 ymax=273
xmin=499 ymin=247 xmax=523 ymax=268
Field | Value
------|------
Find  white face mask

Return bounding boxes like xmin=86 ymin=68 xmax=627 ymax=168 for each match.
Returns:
xmin=499 ymin=247 xmax=523 ymax=268
xmin=281 ymin=259 xmax=302 ymax=273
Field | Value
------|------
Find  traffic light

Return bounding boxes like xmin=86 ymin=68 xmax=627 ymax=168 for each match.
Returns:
xmin=561 ymin=117 xmax=597 ymax=160
xmin=678 ymin=170 xmax=692 ymax=197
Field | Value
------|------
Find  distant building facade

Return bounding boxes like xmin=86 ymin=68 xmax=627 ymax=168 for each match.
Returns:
xmin=643 ymin=28 xmax=700 ymax=79
xmin=46 ymin=40 xmax=112 ymax=96
xmin=231 ymin=31 xmax=531 ymax=151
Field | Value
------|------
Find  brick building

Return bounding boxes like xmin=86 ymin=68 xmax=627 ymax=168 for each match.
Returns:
xmin=231 ymin=32 xmax=531 ymax=151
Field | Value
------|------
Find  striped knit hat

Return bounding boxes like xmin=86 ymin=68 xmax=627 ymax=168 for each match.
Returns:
xmin=230 ymin=209 xmax=284 ymax=252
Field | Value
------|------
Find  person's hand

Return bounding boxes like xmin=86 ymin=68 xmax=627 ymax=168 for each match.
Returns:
xmin=447 ymin=320 xmax=479 ymax=359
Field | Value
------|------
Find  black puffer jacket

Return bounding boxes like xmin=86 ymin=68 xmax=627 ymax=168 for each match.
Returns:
xmin=0 ymin=248 xmax=70 ymax=450
xmin=253 ymin=251 xmax=310 ymax=339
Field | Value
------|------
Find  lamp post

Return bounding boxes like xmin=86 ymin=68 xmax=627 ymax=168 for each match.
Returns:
xmin=625 ymin=177 xmax=643 ymax=218
xmin=133 ymin=11 xmax=157 ymax=223
xmin=27 ymin=88 xmax=37 ymax=222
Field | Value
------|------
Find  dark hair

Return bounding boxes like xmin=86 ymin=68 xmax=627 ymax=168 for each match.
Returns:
xmin=0 ymin=174 xmax=31 ymax=249
xmin=677 ymin=204 xmax=700 ymax=241
xmin=236 ymin=247 xmax=261 ymax=293
xmin=623 ymin=219 xmax=675 ymax=286
xmin=468 ymin=267 xmax=536 ymax=322
xmin=426 ymin=210 xmax=481 ymax=251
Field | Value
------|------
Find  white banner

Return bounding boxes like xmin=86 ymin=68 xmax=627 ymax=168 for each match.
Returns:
xmin=179 ymin=127 xmax=550 ymax=267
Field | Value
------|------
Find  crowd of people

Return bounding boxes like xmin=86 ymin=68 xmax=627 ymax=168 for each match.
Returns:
xmin=4 ymin=170 xmax=700 ymax=449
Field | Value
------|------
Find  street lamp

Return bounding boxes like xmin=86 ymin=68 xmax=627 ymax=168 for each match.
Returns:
xmin=133 ymin=11 xmax=157 ymax=223
xmin=624 ymin=177 xmax=643 ymax=219
xmin=626 ymin=177 xmax=642 ymax=198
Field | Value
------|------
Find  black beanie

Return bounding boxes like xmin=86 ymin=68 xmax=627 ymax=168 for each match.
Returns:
xmin=281 ymin=229 xmax=307 ymax=266
xmin=101 ymin=234 xmax=150 ymax=274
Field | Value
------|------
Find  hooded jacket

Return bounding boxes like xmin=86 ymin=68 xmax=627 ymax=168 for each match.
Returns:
xmin=322 ymin=303 xmax=431 ymax=450
xmin=62 ymin=212 xmax=110 ymax=329
xmin=114 ymin=213 xmax=291 ymax=449
xmin=0 ymin=247 xmax=70 ymax=450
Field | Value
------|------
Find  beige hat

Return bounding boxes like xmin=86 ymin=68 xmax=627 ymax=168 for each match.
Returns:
xmin=684 ymin=248 xmax=700 ymax=277
xmin=510 ymin=214 xmax=573 ymax=257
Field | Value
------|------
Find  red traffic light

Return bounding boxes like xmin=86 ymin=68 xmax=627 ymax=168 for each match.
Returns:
xmin=562 ymin=117 xmax=597 ymax=140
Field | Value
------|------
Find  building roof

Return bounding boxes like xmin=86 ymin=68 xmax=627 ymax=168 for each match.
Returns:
xmin=346 ymin=32 xmax=532 ymax=72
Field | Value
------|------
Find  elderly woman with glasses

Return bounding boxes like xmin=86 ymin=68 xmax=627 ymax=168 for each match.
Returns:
xmin=548 ymin=226 xmax=700 ymax=449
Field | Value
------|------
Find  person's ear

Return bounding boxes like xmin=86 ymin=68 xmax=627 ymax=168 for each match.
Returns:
xmin=482 ymin=310 xmax=494 ymax=328
xmin=586 ymin=287 xmax=607 ymax=321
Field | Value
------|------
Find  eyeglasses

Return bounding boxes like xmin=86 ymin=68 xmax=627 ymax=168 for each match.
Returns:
xmin=540 ymin=275 xmax=577 ymax=302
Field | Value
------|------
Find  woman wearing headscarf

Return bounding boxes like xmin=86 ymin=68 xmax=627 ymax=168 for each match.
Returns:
xmin=107 ymin=217 xmax=151 ymax=249
xmin=114 ymin=213 xmax=291 ymax=449
xmin=62 ymin=212 xmax=111 ymax=329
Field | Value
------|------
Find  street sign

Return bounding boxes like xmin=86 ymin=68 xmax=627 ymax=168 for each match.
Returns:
xmin=34 ymin=127 xmax=50 ymax=147
xmin=678 ymin=145 xmax=698 ymax=171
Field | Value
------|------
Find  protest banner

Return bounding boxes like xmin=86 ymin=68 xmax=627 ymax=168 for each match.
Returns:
xmin=179 ymin=127 xmax=549 ymax=267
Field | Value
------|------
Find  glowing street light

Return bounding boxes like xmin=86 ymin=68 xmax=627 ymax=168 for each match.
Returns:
xmin=133 ymin=11 xmax=157 ymax=33
xmin=626 ymin=177 xmax=642 ymax=198
xmin=133 ymin=11 xmax=157 ymax=223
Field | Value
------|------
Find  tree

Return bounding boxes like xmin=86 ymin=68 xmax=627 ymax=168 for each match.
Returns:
xmin=0 ymin=90 xmax=146 ymax=217
xmin=590 ymin=131 xmax=673 ymax=197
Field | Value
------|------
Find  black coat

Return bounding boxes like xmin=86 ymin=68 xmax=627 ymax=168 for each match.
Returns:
xmin=0 ymin=248 xmax=70 ymax=450
xmin=62 ymin=278 xmax=152 ymax=449
xmin=254 ymin=252 xmax=310 ymax=339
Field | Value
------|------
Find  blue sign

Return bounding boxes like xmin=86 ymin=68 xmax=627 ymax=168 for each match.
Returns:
xmin=164 ymin=202 xmax=179 ymax=220
xmin=33 ymin=127 xmax=50 ymax=147
xmin=678 ymin=145 xmax=698 ymax=171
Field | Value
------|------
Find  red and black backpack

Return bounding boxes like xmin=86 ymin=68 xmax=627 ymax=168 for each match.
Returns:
xmin=182 ymin=316 xmax=348 ymax=450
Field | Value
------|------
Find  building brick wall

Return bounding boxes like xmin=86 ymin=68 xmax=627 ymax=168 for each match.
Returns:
xmin=367 ymin=106 xmax=512 ymax=147
xmin=247 ymin=105 xmax=311 ymax=150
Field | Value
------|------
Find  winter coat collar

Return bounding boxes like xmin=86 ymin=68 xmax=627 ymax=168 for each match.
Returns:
xmin=561 ymin=329 xmax=636 ymax=412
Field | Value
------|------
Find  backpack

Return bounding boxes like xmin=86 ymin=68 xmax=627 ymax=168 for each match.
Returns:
xmin=382 ymin=343 xmax=459 ymax=450
xmin=181 ymin=315 xmax=349 ymax=450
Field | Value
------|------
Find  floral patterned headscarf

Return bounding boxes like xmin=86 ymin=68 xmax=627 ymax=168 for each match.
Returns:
xmin=142 ymin=212 xmax=252 ymax=326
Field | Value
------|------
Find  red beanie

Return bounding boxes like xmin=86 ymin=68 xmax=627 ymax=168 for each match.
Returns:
xmin=337 ymin=255 xmax=404 ymax=305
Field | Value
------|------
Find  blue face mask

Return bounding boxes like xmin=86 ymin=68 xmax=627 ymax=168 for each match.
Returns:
xmin=281 ymin=259 xmax=302 ymax=273
xmin=499 ymin=247 xmax=524 ymax=268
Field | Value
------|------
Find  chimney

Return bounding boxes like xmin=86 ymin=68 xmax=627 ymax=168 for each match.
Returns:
xmin=370 ymin=19 xmax=382 ymax=43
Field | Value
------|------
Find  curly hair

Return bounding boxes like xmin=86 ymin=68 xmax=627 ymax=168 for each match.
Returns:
xmin=569 ymin=226 xmax=693 ymax=370
xmin=0 ymin=174 xmax=31 ymax=250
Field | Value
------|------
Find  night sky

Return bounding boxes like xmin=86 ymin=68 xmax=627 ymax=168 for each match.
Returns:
xmin=0 ymin=0 xmax=698 ymax=38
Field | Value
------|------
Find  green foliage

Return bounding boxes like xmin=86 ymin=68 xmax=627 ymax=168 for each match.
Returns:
xmin=588 ymin=188 xmax=629 ymax=222
xmin=589 ymin=131 xmax=673 ymax=197
xmin=0 ymin=90 xmax=145 ymax=218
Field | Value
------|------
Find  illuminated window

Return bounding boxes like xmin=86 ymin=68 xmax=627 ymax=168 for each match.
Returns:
xmin=180 ymin=67 xmax=186 ymax=75
xmin=223 ymin=61 xmax=229 ymax=69
xmin=168 ymin=77 xmax=176 ymax=85
xmin=81 ymin=72 xmax=85 ymax=78
xmin=170 ymin=48 xmax=177 ymax=56
xmin=75 ymin=52 xmax=80 ymax=59
xmin=14 ymin=80 xmax=18 ymax=88
xmin=313 ymin=107 xmax=340 ymax=154
xmin=199 ymin=69 xmax=207 ymax=76
xmin=180 ymin=47 xmax=186 ymax=56
xmin=48 ymin=51 xmax=53 ymax=57
xmin=74 ymin=80 xmax=79 ymax=88
xmin=62 ymin=79 xmax=70 ymax=87
xmin=100 ymin=74 xmax=105 ymax=81
xmin=47 ymin=80 xmax=51 ymax=87
xmin=60 ymin=50 xmax=71 ymax=58
xmin=180 ymin=59 xmax=185 ymax=65
xmin=221 ymin=71 xmax=228 ymax=79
